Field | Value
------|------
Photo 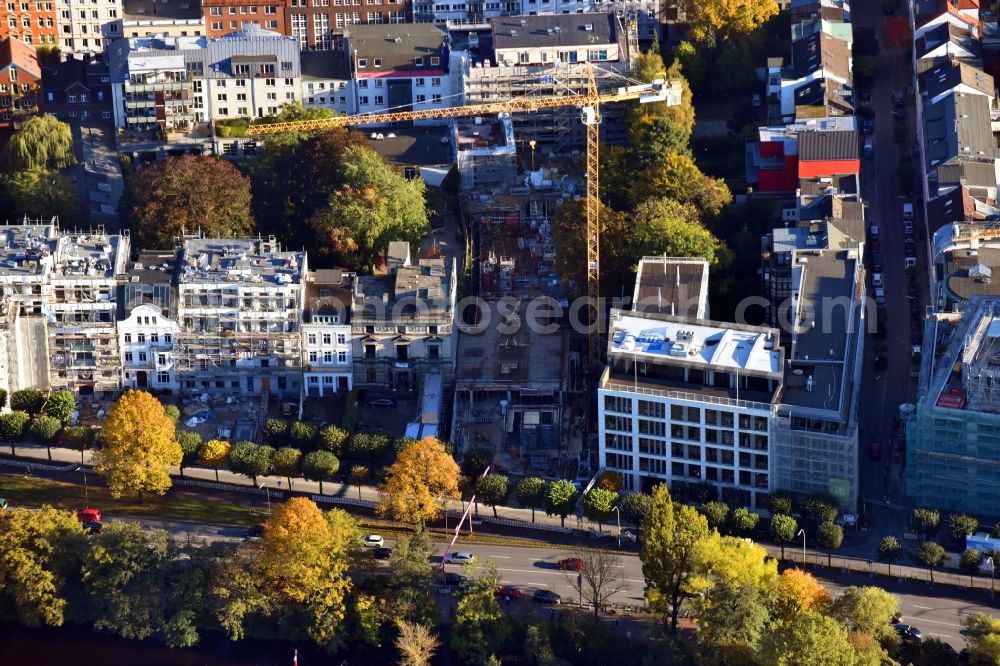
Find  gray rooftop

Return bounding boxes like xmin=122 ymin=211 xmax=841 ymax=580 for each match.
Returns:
xmin=924 ymin=91 xmax=996 ymax=169
xmin=123 ymin=0 xmax=202 ymax=21
xmin=178 ymin=238 xmax=305 ymax=286
xmin=919 ymin=59 xmax=994 ymax=102
xmin=125 ymin=250 xmax=177 ymax=286
xmin=366 ymin=128 xmax=452 ymax=167
xmin=305 ymin=269 xmax=352 ymax=323
xmin=0 ymin=224 xmax=58 ymax=278
xmin=53 ymin=231 xmax=129 ymax=280
xmin=355 ymin=257 xmax=454 ymax=318
xmin=301 ymin=50 xmax=351 ymax=81
xmin=491 ymin=13 xmax=617 ymax=51
xmin=936 ymin=161 xmax=998 ymax=190
xmin=631 ymin=256 xmax=709 ymax=319
xmin=345 ymin=25 xmax=449 ymax=74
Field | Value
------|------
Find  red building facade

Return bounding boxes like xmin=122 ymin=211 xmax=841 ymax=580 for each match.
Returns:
xmin=0 ymin=0 xmax=58 ymax=47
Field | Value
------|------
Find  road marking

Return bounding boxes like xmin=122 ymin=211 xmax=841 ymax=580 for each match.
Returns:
xmin=491 ymin=556 xmax=511 ymax=559
xmin=926 ymin=632 xmax=952 ymax=639
xmin=906 ymin=618 xmax=960 ymax=628
xmin=912 ymin=604 xmax=935 ymax=610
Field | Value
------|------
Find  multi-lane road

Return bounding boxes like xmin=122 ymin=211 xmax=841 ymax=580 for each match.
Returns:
xmin=143 ymin=516 xmax=994 ymax=648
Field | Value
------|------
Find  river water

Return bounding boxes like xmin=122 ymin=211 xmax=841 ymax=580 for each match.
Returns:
xmin=0 ymin=622 xmax=389 ymax=665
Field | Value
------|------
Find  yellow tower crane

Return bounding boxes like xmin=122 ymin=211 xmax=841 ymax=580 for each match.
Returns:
xmin=247 ymin=64 xmax=681 ymax=365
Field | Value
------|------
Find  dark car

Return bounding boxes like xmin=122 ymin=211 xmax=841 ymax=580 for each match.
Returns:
xmin=533 ymin=589 xmax=561 ymax=605
xmin=374 ymin=547 xmax=392 ymax=560
xmin=443 ymin=573 xmax=468 ymax=587
xmin=904 ymin=242 xmax=916 ymax=258
xmin=82 ymin=520 xmax=102 ymax=534
xmin=367 ymin=398 xmax=396 ymax=408
xmin=245 ymin=524 xmax=266 ymax=541
xmin=557 ymin=557 xmax=584 ymax=572
xmin=894 ymin=624 xmax=923 ymax=641
xmin=872 ymin=253 xmax=883 ymax=272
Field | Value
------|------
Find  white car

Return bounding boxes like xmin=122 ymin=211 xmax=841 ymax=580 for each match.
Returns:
xmin=872 ymin=273 xmax=883 ymax=288
xmin=444 ymin=551 xmax=475 ymax=564
xmin=361 ymin=534 xmax=384 ymax=548
xmin=874 ymin=287 xmax=885 ymax=305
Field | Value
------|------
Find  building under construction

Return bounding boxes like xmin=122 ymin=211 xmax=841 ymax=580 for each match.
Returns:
xmin=174 ymin=236 xmax=306 ymax=399
xmin=907 ymin=297 xmax=1000 ymax=518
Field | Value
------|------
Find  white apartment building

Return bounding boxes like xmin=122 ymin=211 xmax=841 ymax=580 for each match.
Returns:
xmin=343 ymin=23 xmax=452 ymax=122
xmin=119 ymin=0 xmax=205 ymax=40
xmin=117 ymin=250 xmax=180 ymax=393
xmin=301 ymin=49 xmax=354 ymax=114
xmin=58 ymin=0 xmax=123 ymax=54
xmin=598 ymin=309 xmax=783 ymax=509
xmin=302 ymin=269 xmax=353 ymax=397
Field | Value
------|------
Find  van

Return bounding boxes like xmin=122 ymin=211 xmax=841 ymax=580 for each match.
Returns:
xmin=904 ymin=257 xmax=917 ymax=269
xmin=875 ymin=287 xmax=885 ymax=304
xmin=869 ymin=225 xmax=879 ymax=240
xmin=902 ymin=202 xmax=914 ymax=220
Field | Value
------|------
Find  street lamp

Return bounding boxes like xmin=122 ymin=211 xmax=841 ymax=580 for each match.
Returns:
xmin=528 ymin=139 xmax=536 ymax=171
xmin=611 ymin=505 xmax=622 ymax=549
xmin=258 ymin=482 xmax=271 ymax=515
xmin=797 ymin=529 xmax=806 ymax=568
xmin=76 ymin=465 xmax=89 ymax=505
xmin=987 ymin=557 xmax=995 ymax=597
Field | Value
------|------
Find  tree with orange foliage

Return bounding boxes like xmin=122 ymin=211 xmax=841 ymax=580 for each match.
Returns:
xmin=377 ymin=437 xmax=460 ymax=524
xmin=774 ymin=568 xmax=831 ymax=621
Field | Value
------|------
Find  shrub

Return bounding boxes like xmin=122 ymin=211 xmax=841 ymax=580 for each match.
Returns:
xmin=730 ymin=507 xmax=760 ymax=535
xmin=10 ymin=389 xmax=45 ymax=415
xmin=30 ymin=415 xmax=61 ymax=442
xmin=262 ymin=418 xmax=289 ymax=445
xmin=0 ymin=388 xmax=7 ymax=410
xmin=0 ymin=411 xmax=30 ymax=441
xmin=42 ymin=390 xmax=75 ymax=423
xmin=701 ymin=501 xmax=730 ymax=531
xmin=176 ymin=430 xmax=203 ymax=470
xmin=349 ymin=431 xmax=391 ymax=459
xmin=767 ymin=492 xmax=796 ymax=517
xmin=318 ymin=424 xmax=349 ymax=455
xmin=912 ymin=507 xmax=941 ymax=537
xmin=289 ymin=420 xmax=318 ymax=449
xmin=162 ymin=404 xmax=181 ymax=423
xmin=618 ymin=491 xmax=653 ymax=525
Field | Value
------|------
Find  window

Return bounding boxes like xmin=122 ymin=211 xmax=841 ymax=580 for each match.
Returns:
xmin=374 ymin=95 xmax=383 ymax=105
xmin=137 ymin=333 xmax=145 ymax=343
xmin=266 ymin=92 xmax=277 ymax=100
xmin=322 ymin=333 xmax=332 ymax=344
xmin=138 ymin=352 xmax=147 ymax=362
xmin=229 ymin=5 xmax=236 ymax=12
xmin=158 ymin=354 xmax=167 ymax=365
xmin=338 ymin=351 xmax=347 ymax=363
xmin=414 ymin=57 xmax=423 ymax=66
xmin=431 ymin=77 xmax=441 ymax=86
xmin=432 ymin=94 xmax=441 ymax=103
xmin=237 ymin=93 xmax=247 ymax=101
xmin=157 ymin=372 xmax=170 ymax=383
xmin=211 ymin=21 xmax=222 ymax=30
xmin=281 ymin=61 xmax=292 ymax=71
xmin=210 ymin=6 xmax=221 ymax=14
xmin=124 ymin=352 xmax=134 ymax=362
xmin=337 ymin=333 xmax=346 ymax=344
xmin=150 ymin=333 xmax=159 ymax=342
xmin=218 ymin=107 xmax=229 ymax=115
xmin=430 ymin=56 xmax=440 ymax=65
xmin=357 ymin=58 xmax=367 ymax=68
xmin=415 ymin=77 xmax=425 ymax=87
xmin=265 ymin=78 xmax=275 ymax=86
xmin=359 ymin=96 xmax=369 ymax=105
xmin=265 ymin=4 xmax=277 ymax=13
xmin=324 ymin=351 xmax=333 ymax=363
xmin=373 ymin=57 xmax=382 ymax=67
xmin=217 ymin=93 xmax=227 ymax=101
xmin=309 ymin=351 xmax=318 ymax=362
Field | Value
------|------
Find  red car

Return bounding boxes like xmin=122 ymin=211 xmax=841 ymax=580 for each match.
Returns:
xmin=497 ymin=585 xmax=521 ymax=600
xmin=77 ymin=508 xmax=102 ymax=523
xmin=557 ymin=557 xmax=584 ymax=572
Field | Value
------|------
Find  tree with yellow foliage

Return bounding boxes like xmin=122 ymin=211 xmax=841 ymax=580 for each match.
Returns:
xmin=92 ymin=390 xmax=181 ymax=501
xmin=377 ymin=437 xmax=460 ymax=524
xmin=774 ymin=568 xmax=831 ymax=621
xmin=679 ymin=0 xmax=779 ymax=44
xmin=198 ymin=438 xmax=231 ymax=482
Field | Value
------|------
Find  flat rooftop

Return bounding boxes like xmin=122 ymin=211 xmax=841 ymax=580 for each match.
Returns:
xmin=365 ymin=128 xmax=452 ymax=167
xmin=355 ymin=258 xmax=453 ymax=314
xmin=305 ymin=269 xmax=352 ymax=323
xmin=631 ymin=256 xmax=709 ymax=319
xmin=607 ymin=310 xmax=783 ymax=379
xmin=123 ymin=0 xmax=202 ymax=21
xmin=0 ymin=224 xmax=58 ymax=278
xmin=178 ymin=238 xmax=304 ymax=286
xmin=53 ymin=231 xmax=128 ymax=280
xmin=455 ymin=300 xmax=564 ymax=389
xmin=126 ymin=250 xmax=177 ymax=286
xmin=456 ymin=112 xmax=514 ymax=155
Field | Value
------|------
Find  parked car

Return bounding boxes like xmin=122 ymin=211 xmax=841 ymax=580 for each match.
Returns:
xmin=443 ymin=572 xmax=468 ymax=587
xmin=82 ymin=520 xmax=102 ymax=534
xmin=76 ymin=508 xmax=102 ymax=523
xmin=875 ymin=287 xmax=885 ymax=305
xmin=904 ymin=257 xmax=917 ymax=269
xmin=903 ymin=220 xmax=914 ymax=235
xmin=374 ymin=547 xmax=393 ymax=560
xmin=869 ymin=224 xmax=880 ymax=240
xmin=245 ymin=524 xmax=266 ymax=541
xmin=894 ymin=624 xmax=923 ymax=641
xmin=557 ymin=557 xmax=584 ymax=572
xmin=868 ymin=240 xmax=881 ymax=253
xmin=872 ymin=253 xmax=883 ymax=273
xmin=903 ymin=201 xmax=915 ymax=220
xmin=361 ymin=534 xmax=385 ymax=548
xmin=533 ymin=589 xmax=562 ymax=605
xmin=862 ymin=117 xmax=874 ymax=135
xmin=497 ymin=585 xmax=522 ymax=600
xmin=904 ymin=241 xmax=916 ymax=258
xmin=893 ymin=91 xmax=904 ymax=108
xmin=863 ymin=138 xmax=874 ymax=157
xmin=367 ymin=398 xmax=396 ymax=408
xmin=445 ymin=551 xmax=475 ymax=564
xmin=872 ymin=273 xmax=884 ymax=288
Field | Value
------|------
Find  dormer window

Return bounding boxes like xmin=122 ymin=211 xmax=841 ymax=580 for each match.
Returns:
xmin=414 ymin=57 xmax=423 ymax=66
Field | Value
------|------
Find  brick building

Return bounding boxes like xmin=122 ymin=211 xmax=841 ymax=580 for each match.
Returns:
xmin=0 ymin=0 xmax=58 ymax=47
xmin=0 ymin=36 xmax=41 ymax=130
xmin=203 ymin=0 xmax=284 ymax=39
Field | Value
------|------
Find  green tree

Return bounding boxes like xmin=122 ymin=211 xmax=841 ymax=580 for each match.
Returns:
xmin=695 ymin=579 xmax=772 ymax=665
xmin=756 ymin=610 xmax=859 ymax=666
xmin=640 ymin=484 xmax=710 ymax=631
xmin=162 ymin=404 xmax=180 ymax=423
xmin=877 ymin=536 xmax=903 ymax=577
xmin=349 ymin=431 xmax=392 ymax=459
xmin=92 ymin=390 xmax=181 ymax=501
xmin=0 ymin=410 xmax=29 ymax=453
xmin=82 ymin=521 xmax=171 ymax=641
xmin=916 ymin=541 xmax=946 ymax=583
xmin=582 ymin=487 xmax=617 ymax=530
xmin=259 ymin=101 xmax=335 ymax=125
xmin=711 ymin=41 xmax=759 ymax=95
xmin=3 ymin=114 xmax=75 ymax=171
xmin=617 ymin=491 xmax=652 ymax=525
xmin=770 ymin=514 xmax=798 ymax=560
xmin=632 ymin=116 xmax=692 ymax=164
xmin=730 ymin=507 xmax=760 ymax=536
xmin=544 ymin=480 xmax=578 ymax=528
xmin=387 ymin=525 xmax=437 ymax=625
xmin=550 ymin=198 xmax=633 ymax=298
xmin=1 ymin=168 xmax=80 ymax=222
xmin=10 ymin=388 xmax=45 ymax=415
xmin=803 ymin=496 xmax=840 ymax=525
xmin=628 ymin=197 xmax=723 ymax=264
xmin=318 ymin=424 xmax=349 ymax=455
xmin=767 ymin=492 xmax=795 ymax=517
xmin=0 ymin=506 xmax=87 ymax=627
xmin=290 ymin=421 xmax=317 ymax=449
xmin=461 ymin=446 xmax=495 ymax=479
xmin=0 ymin=388 xmax=7 ymax=410
xmin=30 ymin=414 xmax=61 ymax=459
xmin=700 ymin=501 xmax=730 ymax=531
xmin=396 ymin=619 xmax=440 ymax=666
xmin=628 ymin=152 xmax=732 ymax=217
xmin=301 ymin=449 xmax=340 ymax=494
xmin=175 ymin=431 xmax=202 ymax=477
xmin=679 ymin=0 xmax=780 ymax=43
xmin=64 ymin=425 xmax=95 ymax=463
xmin=960 ymin=548 xmax=983 ymax=586
xmin=962 ymin=613 xmax=1000 ymax=666
xmin=198 ymin=438 xmax=231 ymax=482
xmin=816 ymin=522 xmax=844 ymax=567
xmin=309 ymin=145 xmax=428 ymax=270
xmin=228 ymin=441 xmax=276 ymax=486
xmin=627 ymin=43 xmax=695 ymax=138
xmin=912 ymin=507 xmax=940 ymax=537
xmin=829 ymin=586 xmax=899 ymax=638
xmin=125 ymin=156 xmax=254 ymax=249
xmin=450 ymin=562 xmax=507 ymax=665
xmin=273 ymin=446 xmax=303 ymax=490
xmin=476 ymin=473 xmax=511 ymax=518
xmin=349 ymin=464 xmax=369 ymax=500
xmin=516 ymin=476 xmax=548 ymax=523
xmin=262 ymin=418 xmax=289 ymax=446
xmin=948 ymin=513 xmax=980 ymax=544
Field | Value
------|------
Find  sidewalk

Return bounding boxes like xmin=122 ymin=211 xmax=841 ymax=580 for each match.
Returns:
xmin=5 ymin=442 xmax=999 ymax=595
